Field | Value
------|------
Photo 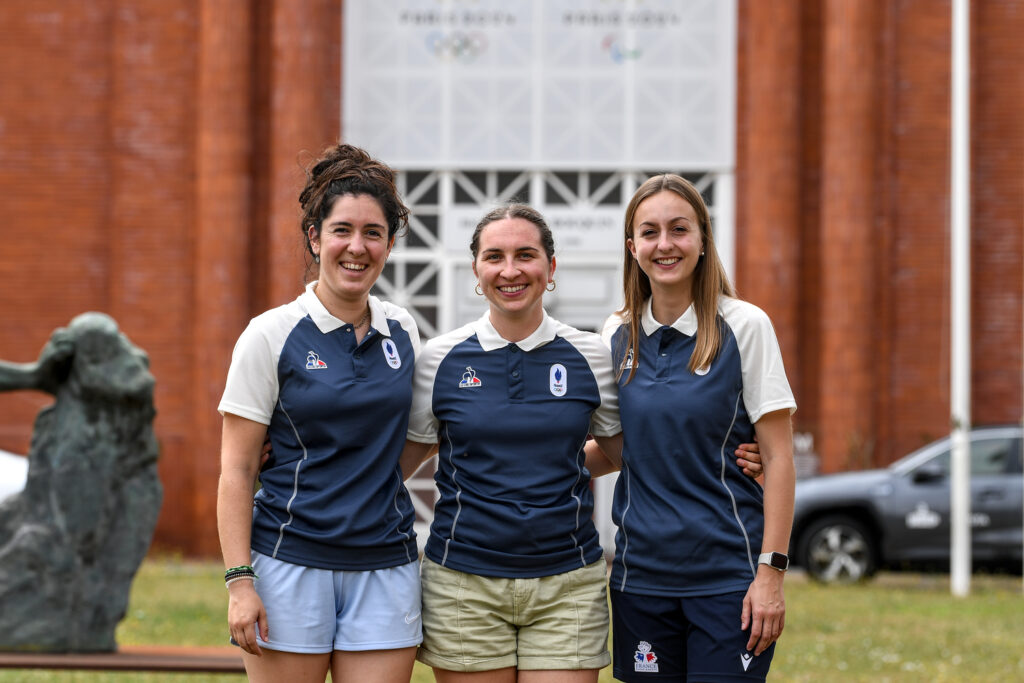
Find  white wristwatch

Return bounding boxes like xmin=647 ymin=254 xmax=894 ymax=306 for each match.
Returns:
xmin=758 ymin=552 xmax=789 ymax=572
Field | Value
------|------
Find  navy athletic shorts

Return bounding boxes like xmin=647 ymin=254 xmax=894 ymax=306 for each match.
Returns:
xmin=610 ymin=589 xmax=775 ymax=682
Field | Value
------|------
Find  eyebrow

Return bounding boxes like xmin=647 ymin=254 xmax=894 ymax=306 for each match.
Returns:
xmin=326 ymin=219 xmax=387 ymax=229
xmin=481 ymin=245 xmax=541 ymax=254
xmin=637 ymin=216 xmax=695 ymax=228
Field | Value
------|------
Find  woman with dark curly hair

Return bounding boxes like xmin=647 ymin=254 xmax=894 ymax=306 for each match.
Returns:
xmin=217 ymin=144 xmax=422 ymax=683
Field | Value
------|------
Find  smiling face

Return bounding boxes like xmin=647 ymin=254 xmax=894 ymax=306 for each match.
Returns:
xmin=627 ymin=190 xmax=704 ymax=299
xmin=308 ymin=193 xmax=394 ymax=311
xmin=472 ymin=217 xmax=555 ymax=331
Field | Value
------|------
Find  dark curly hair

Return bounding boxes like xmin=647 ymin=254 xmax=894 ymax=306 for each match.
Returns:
xmin=298 ymin=144 xmax=409 ymax=264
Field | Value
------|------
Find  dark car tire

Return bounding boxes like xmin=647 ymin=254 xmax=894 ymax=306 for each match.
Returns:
xmin=796 ymin=514 xmax=878 ymax=583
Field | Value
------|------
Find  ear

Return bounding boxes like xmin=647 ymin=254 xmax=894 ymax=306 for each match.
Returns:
xmin=385 ymin=233 xmax=396 ymax=259
xmin=548 ymin=255 xmax=557 ymax=283
xmin=471 ymin=260 xmax=479 ymax=279
xmin=626 ymin=237 xmax=638 ymax=260
xmin=307 ymin=224 xmax=320 ymax=255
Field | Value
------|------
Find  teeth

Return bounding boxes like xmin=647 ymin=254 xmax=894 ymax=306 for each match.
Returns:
xmin=498 ymin=285 xmax=526 ymax=293
xmin=655 ymin=258 xmax=680 ymax=265
xmin=342 ymin=263 xmax=367 ymax=271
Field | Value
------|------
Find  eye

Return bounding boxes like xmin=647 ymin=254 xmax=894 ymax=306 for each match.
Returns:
xmin=673 ymin=224 xmax=689 ymax=233
xmin=365 ymin=228 xmax=384 ymax=239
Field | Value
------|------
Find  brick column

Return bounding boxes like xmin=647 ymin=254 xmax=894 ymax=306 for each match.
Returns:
xmin=735 ymin=0 xmax=804 ymax=419
xmin=264 ymin=0 xmax=342 ymax=309
xmin=817 ymin=0 xmax=884 ymax=471
xmin=191 ymin=0 xmax=254 ymax=556
xmin=108 ymin=1 xmax=198 ymax=550
xmin=971 ymin=0 xmax=1024 ymax=424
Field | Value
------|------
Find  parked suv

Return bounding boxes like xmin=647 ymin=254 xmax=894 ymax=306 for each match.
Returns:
xmin=791 ymin=425 xmax=1023 ymax=582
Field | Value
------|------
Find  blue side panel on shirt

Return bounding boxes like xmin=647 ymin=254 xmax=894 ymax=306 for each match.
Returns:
xmin=424 ymin=334 xmax=604 ymax=578
xmin=251 ymin=315 xmax=417 ymax=570
xmin=610 ymin=320 xmax=765 ymax=597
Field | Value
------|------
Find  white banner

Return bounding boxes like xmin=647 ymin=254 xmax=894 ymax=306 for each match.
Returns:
xmin=343 ymin=0 xmax=736 ymax=170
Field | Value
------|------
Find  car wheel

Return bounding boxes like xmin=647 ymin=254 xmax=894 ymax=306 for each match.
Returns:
xmin=797 ymin=515 xmax=877 ymax=583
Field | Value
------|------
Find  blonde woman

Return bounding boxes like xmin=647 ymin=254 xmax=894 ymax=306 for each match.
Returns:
xmin=592 ymin=174 xmax=796 ymax=682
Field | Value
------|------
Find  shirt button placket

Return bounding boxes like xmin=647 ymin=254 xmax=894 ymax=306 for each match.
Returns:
xmin=508 ymin=345 xmax=524 ymax=400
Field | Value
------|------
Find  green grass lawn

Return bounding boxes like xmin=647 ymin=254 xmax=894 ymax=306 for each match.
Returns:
xmin=1 ymin=558 xmax=1021 ymax=681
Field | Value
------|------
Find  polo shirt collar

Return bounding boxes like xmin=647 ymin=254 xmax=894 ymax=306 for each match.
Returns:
xmin=640 ymin=298 xmax=698 ymax=337
xmin=471 ymin=310 xmax=558 ymax=352
xmin=300 ymin=281 xmax=391 ymax=337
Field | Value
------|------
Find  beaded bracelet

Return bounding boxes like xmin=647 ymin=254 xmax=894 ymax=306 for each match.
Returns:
xmin=224 ymin=564 xmax=255 ymax=577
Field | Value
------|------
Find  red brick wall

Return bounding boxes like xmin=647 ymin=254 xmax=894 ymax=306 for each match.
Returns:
xmin=737 ymin=0 xmax=1023 ymax=471
xmin=0 ymin=1 xmax=1019 ymax=554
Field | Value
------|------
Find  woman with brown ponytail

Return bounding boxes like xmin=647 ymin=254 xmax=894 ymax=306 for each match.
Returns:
xmin=216 ymin=144 xmax=422 ymax=683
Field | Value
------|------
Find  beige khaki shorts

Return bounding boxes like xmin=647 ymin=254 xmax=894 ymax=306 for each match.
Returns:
xmin=417 ymin=555 xmax=611 ymax=672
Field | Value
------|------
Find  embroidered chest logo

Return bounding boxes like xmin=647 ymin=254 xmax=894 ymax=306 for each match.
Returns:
xmin=622 ymin=347 xmax=635 ymax=370
xmin=381 ymin=338 xmax=402 ymax=369
xmin=549 ymin=364 xmax=567 ymax=397
xmin=305 ymin=351 xmax=328 ymax=370
xmin=459 ymin=366 xmax=482 ymax=388
xmin=634 ymin=641 xmax=659 ymax=673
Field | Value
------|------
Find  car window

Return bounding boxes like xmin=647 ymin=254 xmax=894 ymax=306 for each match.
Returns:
xmin=971 ymin=438 xmax=1018 ymax=475
xmin=912 ymin=437 xmax=1020 ymax=477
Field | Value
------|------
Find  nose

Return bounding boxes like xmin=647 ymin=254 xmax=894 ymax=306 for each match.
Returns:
xmin=656 ymin=230 xmax=672 ymax=251
xmin=348 ymin=232 xmax=366 ymax=255
xmin=500 ymin=258 xmax=519 ymax=279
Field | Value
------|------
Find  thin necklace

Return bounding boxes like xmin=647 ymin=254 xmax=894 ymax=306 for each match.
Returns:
xmin=353 ymin=306 xmax=370 ymax=329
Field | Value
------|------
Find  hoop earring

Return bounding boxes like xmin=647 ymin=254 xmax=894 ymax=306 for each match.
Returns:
xmin=474 ymin=284 xmax=483 ymax=296
xmin=546 ymin=281 xmax=556 ymax=292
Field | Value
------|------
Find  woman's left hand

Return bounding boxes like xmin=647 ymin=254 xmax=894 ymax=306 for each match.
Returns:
xmin=735 ymin=441 xmax=763 ymax=478
xmin=741 ymin=566 xmax=785 ymax=656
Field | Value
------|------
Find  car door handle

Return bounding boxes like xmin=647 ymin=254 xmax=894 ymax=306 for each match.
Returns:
xmin=977 ymin=488 xmax=1005 ymax=501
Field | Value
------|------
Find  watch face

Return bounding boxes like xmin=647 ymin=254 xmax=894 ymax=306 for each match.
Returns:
xmin=770 ymin=552 xmax=789 ymax=570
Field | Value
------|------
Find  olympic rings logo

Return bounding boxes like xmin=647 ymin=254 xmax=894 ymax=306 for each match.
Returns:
xmin=426 ymin=31 xmax=488 ymax=62
xmin=601 ymin=34 xmax=643 ymax=63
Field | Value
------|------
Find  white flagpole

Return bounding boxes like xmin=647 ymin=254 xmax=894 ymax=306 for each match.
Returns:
xmin=949 ymin=0 xmax=972 ymax=598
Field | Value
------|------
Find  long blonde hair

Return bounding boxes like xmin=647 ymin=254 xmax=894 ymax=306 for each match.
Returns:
xmin=618 ymin=174 xmax=735 ymax=382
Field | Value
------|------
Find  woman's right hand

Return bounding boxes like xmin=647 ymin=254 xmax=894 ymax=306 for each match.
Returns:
xmin=227 ymin=580 xmax=268 ymax=655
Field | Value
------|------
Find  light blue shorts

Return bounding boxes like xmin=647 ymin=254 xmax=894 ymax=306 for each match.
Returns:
xmin=248 ymin=551 xmax=422 ymax=654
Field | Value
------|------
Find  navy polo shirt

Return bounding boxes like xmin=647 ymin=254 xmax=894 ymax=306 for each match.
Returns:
xmin=219 ymin=282 xmax=419 ymax=570
xmin=603 ymin=297 xmax=796 ymax=597
xmin=407 ymin=311 xmax=621 ymax=578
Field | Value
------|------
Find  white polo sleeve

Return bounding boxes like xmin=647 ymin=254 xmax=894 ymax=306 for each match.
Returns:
xmin=722 ymin=299 xmax=797 ymax=423
xmin=217 ymin=315 xmax=282 ymax=425
xmin=562 ymin=325 xmax=621 ymax=437
xmin=406 ymin=336 xmax=446 ymax=444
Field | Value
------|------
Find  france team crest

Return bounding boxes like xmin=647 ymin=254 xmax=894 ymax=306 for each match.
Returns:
xmin=459 ymin=367 xmax=482 ymax=388
xmin=634 ymin=641 xmax=659 ymax=672
xmin=305 ymin=350 xmax=327 ymax=370
xmin=381 ymin=338 xmax=402 ymax=369
xmin=549 ymin=363 xmax=567 ymax=396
